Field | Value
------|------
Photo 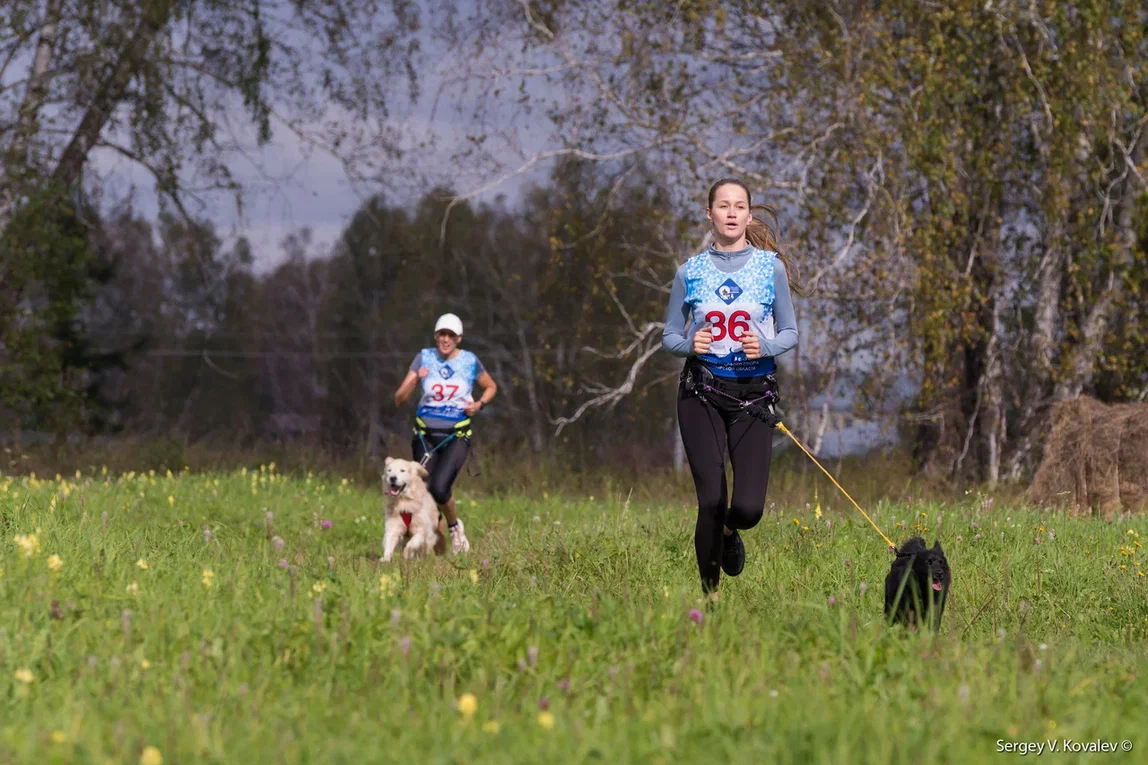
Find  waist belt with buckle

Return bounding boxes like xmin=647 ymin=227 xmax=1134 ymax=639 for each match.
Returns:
xmin=681 ymin=359 xmax=781 ymax=427
xmin=413 ymin=416 xmax=473 ymax=466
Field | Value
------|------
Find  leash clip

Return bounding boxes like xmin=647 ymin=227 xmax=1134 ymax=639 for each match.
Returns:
xmin=418 ymin=452 xmax=432 ymax=468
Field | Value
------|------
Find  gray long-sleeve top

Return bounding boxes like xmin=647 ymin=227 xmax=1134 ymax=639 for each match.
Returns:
xmin=661 ymin=245 xmax=799 ymax=359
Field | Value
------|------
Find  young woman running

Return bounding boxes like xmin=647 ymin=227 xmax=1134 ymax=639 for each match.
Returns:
xmin=394 ymin=312 xmax=498 ymax=554
xmin=662 ymin=178 xmax=802 ymax=595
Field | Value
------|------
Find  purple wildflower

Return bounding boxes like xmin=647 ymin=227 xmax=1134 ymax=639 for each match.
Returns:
xmin=688 ymin=608 xmax=704 ymax=624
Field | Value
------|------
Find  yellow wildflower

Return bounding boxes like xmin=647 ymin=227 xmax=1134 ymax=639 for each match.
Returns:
xmin=312 ymin=582 xmax=328 ymax=595
xmin=482 ymin=720 xmax=501 ymax=734
xmin=469 ymin=569 xmax=479 ymax=584
xmin=13 ymin=532 xmax=41 ymax=558
xmin=379 ymin=573 xmax=399 ymax=596
xmin=14 ymin=668 xmax=33 ymax=684
xmin=537 ymin=711 xmax=556 ymax=730
xmin=167 ymin=495 xmax=175 ymax=506
xmin=140 ymin=746 xmax=163 ymax=765
xmin=51 ymin=731 xmax=66 ymax=744
xmin=126 ymin=582 xmax=140 ymax=594
xmin=458 ymin=693 xmax=478 ymax=717
xmin=47 ymin=554 xmax=63 ymax=572
xmin=137 ymin=559 xmax=149 ymax=569
xmin=202 ymin=569 xmax=215 ymax=588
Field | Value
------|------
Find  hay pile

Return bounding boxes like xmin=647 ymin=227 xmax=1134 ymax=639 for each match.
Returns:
xmin=1030 ymin=396 xmax=1148 ymax=517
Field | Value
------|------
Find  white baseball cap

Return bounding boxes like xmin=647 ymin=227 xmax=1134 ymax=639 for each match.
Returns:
xmin=434 ymin=313 xmax=463 ymax=336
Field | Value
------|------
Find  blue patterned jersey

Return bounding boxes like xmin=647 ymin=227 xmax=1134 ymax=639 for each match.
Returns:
xmin=683 ymin=247 xmax=777 ymax=378
xmin=412 ymin=349 xmax=484 ymax=424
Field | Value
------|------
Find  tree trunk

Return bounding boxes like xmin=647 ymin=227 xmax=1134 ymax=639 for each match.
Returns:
xmin=50 ymin=2 xmax=175 ymax=189
xmin=0 ymin=0 xmax=64 ymax=229
xmin=982 ymin=292 xmax=1005 ymax=487
xmin=1054 ymin=274 xmax=1116 ymax=400
xmin=516 ymin=325 xmax=546 ymax=452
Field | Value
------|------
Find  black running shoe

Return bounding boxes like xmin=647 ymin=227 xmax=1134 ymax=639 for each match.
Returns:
xmin=721 ymin=529 xmax=745 ymax=577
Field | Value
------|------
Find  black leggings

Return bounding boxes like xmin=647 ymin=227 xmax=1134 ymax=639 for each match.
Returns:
xmin=677 ymin=376 xmax=775 ymax=592
xmin=411 ymin=431 xmax=471 ymax=506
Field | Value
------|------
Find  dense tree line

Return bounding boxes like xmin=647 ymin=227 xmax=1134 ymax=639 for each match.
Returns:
xmin=3 ymin=161 xmax=698 ymax=464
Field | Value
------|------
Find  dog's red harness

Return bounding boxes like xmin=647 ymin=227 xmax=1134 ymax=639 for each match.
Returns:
xmin=400 ymin=511 xmax=412 ymax=529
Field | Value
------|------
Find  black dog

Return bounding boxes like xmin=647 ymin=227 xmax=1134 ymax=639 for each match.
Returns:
xmin=884 ymin=537 xmax=951 ymax=630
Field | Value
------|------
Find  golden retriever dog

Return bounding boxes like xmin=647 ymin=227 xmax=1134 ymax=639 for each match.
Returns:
xmin=381 ymin=457 xmax=446 ymax=562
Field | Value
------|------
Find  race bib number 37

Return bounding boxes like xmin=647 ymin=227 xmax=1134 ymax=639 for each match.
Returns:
xmin=429 ymin=384 xmax=459 ymax=402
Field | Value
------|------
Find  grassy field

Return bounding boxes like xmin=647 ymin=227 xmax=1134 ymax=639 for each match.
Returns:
xmin=1 ymin=465 xmax=1146 ymax=764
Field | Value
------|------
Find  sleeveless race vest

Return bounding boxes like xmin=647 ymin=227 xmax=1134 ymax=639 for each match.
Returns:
xmin=415 ymin=348 xmax=480 ymax=424
xmin=683 ymin=247 xmax=777 ymax=378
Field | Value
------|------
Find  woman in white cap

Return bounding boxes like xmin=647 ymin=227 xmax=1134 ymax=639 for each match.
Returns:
xmin=393 ymin=312 xmax=498 ymax=554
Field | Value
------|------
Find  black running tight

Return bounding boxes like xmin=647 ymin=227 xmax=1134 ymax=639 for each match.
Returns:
xmin=412 ymin=432 xmax=471 ymax=505
xmin=677 ymin=381 xmax=774 ymax=593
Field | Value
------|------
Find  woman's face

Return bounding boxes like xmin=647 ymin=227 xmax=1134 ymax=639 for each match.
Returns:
xmin=706 ymin=183 xmax=751 ymax=245
xmin=435 ymin=330 xmax=460 ymax=356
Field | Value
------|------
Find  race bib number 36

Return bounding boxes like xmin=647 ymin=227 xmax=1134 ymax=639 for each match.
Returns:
xmin=704 ymin=309 xmax=751 ymax=342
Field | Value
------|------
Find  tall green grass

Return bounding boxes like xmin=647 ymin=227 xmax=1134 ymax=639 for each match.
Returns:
xmin=1 ymin=466 xmax=1145 ymax=763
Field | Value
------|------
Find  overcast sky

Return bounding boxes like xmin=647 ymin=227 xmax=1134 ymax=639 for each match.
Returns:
xmin=77 ymin=8 xmax=565 ymax=276
xmin=86 ymin=93 xmax=553 ymax=274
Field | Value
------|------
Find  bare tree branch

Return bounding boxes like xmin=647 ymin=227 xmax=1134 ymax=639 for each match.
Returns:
xmin=805 ymin=155 xmax=883 ymax=293
xmin=437 ymin=139 xmax=673 ymax=244
xmin=551 ymin=326 xmax=663 ymax=436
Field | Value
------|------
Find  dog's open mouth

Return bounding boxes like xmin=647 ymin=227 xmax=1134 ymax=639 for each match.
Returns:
xmin=385 ymin=484 xmax=404 ymax=496
xmin=932 ymin=580 xmax=944 ymax=591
